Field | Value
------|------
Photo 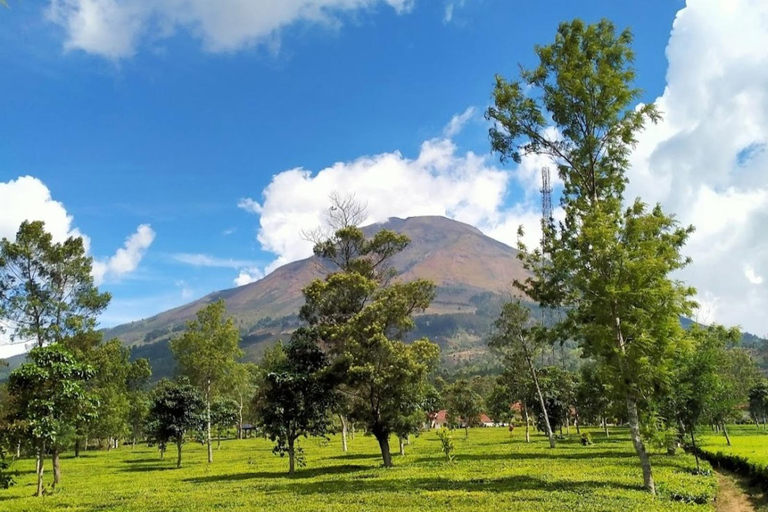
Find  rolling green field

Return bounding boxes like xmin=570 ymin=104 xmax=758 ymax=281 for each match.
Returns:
xmin=1 ymin=428 xmax=716 ymax=512
xmin=698 ymin=425 xmax=768 ymax=478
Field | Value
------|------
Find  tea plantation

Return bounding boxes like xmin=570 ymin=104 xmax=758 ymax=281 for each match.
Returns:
xmin=1 ymin=427 xmax=716 ymax=512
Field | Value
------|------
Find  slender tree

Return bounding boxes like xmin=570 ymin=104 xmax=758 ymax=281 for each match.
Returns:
xmin=170 ymin=299 xmax=242 ymax=464
xmin=0 ymin=220 xmax=110 ymax=348
xmin=489 ymin=301 xmax=557 ymax=448
xmin=487 ymin=19 xmax=696 ymax=493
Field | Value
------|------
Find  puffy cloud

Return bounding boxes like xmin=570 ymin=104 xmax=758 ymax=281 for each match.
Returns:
xmin=47 ymin=0 xmax=413 ymax=59
xmin=628 ymin=0 xmax=768 ymax=334
xmin=0 ymin=175 xmax=88 ymax=248
xmin=240 ymin=109 xmax=544 ymax=274
xmin=234 ymin=268 xmax=264 ymax=287
xmin=92 ymin=224 xmax=156 ymax=285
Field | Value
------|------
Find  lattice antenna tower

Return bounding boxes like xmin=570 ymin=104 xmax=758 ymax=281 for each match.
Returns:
xmin=540 ymin=166 xmax=553 ymax=223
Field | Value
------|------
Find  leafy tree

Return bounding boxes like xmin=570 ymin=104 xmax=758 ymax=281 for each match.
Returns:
xmin=300 ymin=196 xmax=440 ymax=467
xmin=529 ymin=367 xmax=570 ymax=436
xmin=445 ymin=379 xmax=483 ymax=438
xmin=489 ymin=301 xmax=556 ymax=447
xmin=486 ymin=384 xmax=515 ymax=426
xmin=6 ymin=345 xmax=96 ymax=496
xmin=210 ymin=398 xmax=239 ymax=449
xmin=170 ymin=299 xmax=242 ymax=464
xmin=422 ymin=385 xmax=443 ymax=430
xmin=255 ymin=329 xmax=337 ymax=474
xmin=748 ymin=380 xmax=768 ymax=429
xmin=126 ymin=357 xmax=152 ymax=448
xmin=223 ymin=362 xmax=258 ymax=440
xmin=577 ymin=363 xmax=614 ymax=436
xmin=487 ymin=19 xmax=695 ymax=493
xmin=0 ymin=220 xmax=110 ymax=348
xmin=146 ymin=380 xmax=205 ymax=469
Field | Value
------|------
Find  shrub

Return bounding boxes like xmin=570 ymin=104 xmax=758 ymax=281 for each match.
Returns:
xmin=435 ymin=427 xmax=455 ymax=463
xmin=581 ymin=433 xmax=593 ymax=446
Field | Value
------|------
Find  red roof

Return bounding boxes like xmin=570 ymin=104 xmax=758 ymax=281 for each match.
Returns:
xmin=479 ymin=414 xmax=492 ymax=423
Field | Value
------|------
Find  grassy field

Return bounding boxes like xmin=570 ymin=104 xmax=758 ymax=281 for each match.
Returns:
xmin=1 ymin=427 xmax=716 ymax=512
xmin=699 ymin=425 xmax=768 ymax=465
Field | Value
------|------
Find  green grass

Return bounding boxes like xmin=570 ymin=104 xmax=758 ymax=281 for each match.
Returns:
xmin=1 ymin=427 xmax=716 ymax=511
xmin=698 ymin=424 xmax=768 ymax=481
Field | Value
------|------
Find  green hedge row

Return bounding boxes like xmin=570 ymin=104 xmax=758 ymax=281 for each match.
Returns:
xmin=692 ymin=446 xmax=768 ymax=489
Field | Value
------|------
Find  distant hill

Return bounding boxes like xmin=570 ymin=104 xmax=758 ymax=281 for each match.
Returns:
xmin=99 ymin=216 xmax=528 ymax=378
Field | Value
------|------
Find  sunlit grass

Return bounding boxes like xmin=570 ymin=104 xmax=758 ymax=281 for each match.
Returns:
xmin=698 ymin=424 xmax=768 ymax=481
xmin=1 ymin=427 xmax=715 ymax=511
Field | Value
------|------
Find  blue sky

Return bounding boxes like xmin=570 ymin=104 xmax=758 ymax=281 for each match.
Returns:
xmin=2 ymin=0 xmax=767 ymax=354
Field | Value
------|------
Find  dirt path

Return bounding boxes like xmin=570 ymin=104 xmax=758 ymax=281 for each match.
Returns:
xmin=715 ymin=469 xmax=767 ymax=512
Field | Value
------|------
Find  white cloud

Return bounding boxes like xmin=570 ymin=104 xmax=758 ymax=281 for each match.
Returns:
xmin=234 ymin=267 xmax=264 ymax=287
xmin=745 ymin=265 xmax=764 ymax=285
xmin=92 ymin=224 xmax=156 ymax=285
xmin=0 ymin=175 xmax=89 ymax=248
xmin=240 ymin=118 xmax=544 ymax=274
xmin=171 ymin=253 xmax=258 ymax=269
xmin=47 ymin=0 xmax=414 ymax=59
xmin=443 ymin=0 xmax=466 ymax=24
xmin=628 ymin=0 xmax=768 ymax=335
xmin=443 ymin=106 xmax=476 ymax=138
xmin=0 ymin=176 xmax=155 ymax=286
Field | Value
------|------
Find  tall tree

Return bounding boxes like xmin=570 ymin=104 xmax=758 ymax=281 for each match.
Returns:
xmin=489 ymin=301 xmax=557 ymax=448
xmin=0 ymin=221 xmax=110 ymax=348
xmin=170 ymin=299 xmax=242 ymax=464
xmin=223 ymin=362 xmax=258 ymax=440
xmin=210 ymin=398 xmax=239 ymax=449
xmin=6 ymin=345 xmax=96 ymax=496
xmin=255 ymin=329 xmax=337 ymax=474
xmin=487 ymin=19 xmax=695 ymax=493
xmin=146 ymin=379 xmax=204 ymax=469
xmin=748 ymin=381 xmax=768 ymax=429
xmin=300 ymin=195 xmax=440 ymax=467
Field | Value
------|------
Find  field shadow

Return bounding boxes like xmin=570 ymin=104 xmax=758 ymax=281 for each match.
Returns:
xmin=184 ymin=464 xmax=368 ymax=484
xmin=328 ymin=453 xmax=380 ymax=460
xmin=412 ymin=450 xmax=637 ymax=465
xmin=123 ymin=458 xmax=165 ymax=464
xmin=120 ymin=463 xmax=179 ymax=473
xmin=269 ymin=474 xmax=642 ymax=496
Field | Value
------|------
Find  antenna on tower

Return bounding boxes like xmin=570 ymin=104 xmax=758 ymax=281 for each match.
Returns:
xmin=540 ymin=166 xmax=553 ymax=223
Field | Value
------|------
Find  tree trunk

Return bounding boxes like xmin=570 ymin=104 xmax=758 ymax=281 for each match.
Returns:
xmin=575 ymin=412 xmax=581 ymax=435
xmin=350 ymin=424 xmax=355 ymax=439
xmin=525 ymin=348 xmax=555 ymax=448
xmin=206 ymin=382 xmax=213 ymax=464
xmin=690 ymin=428 xmax=700 ymax=471
xmin=74 ymin=439 xmax=80 ymax=458
xmin=722 ymin=423 xmax=731 ymax=447
xmin=176 ymin=438 xmax=183 ymax=469
xmin=52 ymin=448 xmax=61 ymax=489
xmin=288 ymin=438 xmax=295 ymax=475
xmin=464 ymin=426 xmax=469 ymax=439
xmin=626 ymin=393 xmax=655 ymax=493
xmin=374 ymin=430 xmax=393 ymax=468
xmin=399 ymin=437 xmax=405 ymax=456
xmin=16 ymin=441 xmax=21 ymax=459
xmin=217 ymin=430 xmax=222 ymax=449
xmin=565 ymin=414 xmax=570 ymax=435
xmin=603 ymin=417 xmax=609 ymax=437
xmin=159 ymin=444 xmax=165 ymax=460
xmin=238 ymin=395 xmax=244 ymax=440
xmin=339 ymin=414 xmax=348 ymax=452
xmin=36 ymin=444 xmax=45 ymax=497
xmin=523 ymin=403 xmax=530 ymax=443
xmin=107 ymin=437 xmax=112 ymax=452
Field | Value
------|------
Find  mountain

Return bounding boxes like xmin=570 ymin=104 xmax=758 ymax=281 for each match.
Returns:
xmin=101 ymin=216 xmax=528 ymax=378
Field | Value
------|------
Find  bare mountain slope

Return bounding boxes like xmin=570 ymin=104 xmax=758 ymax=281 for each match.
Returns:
xmin=101 ymin=216 xmax=526 ymax=375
